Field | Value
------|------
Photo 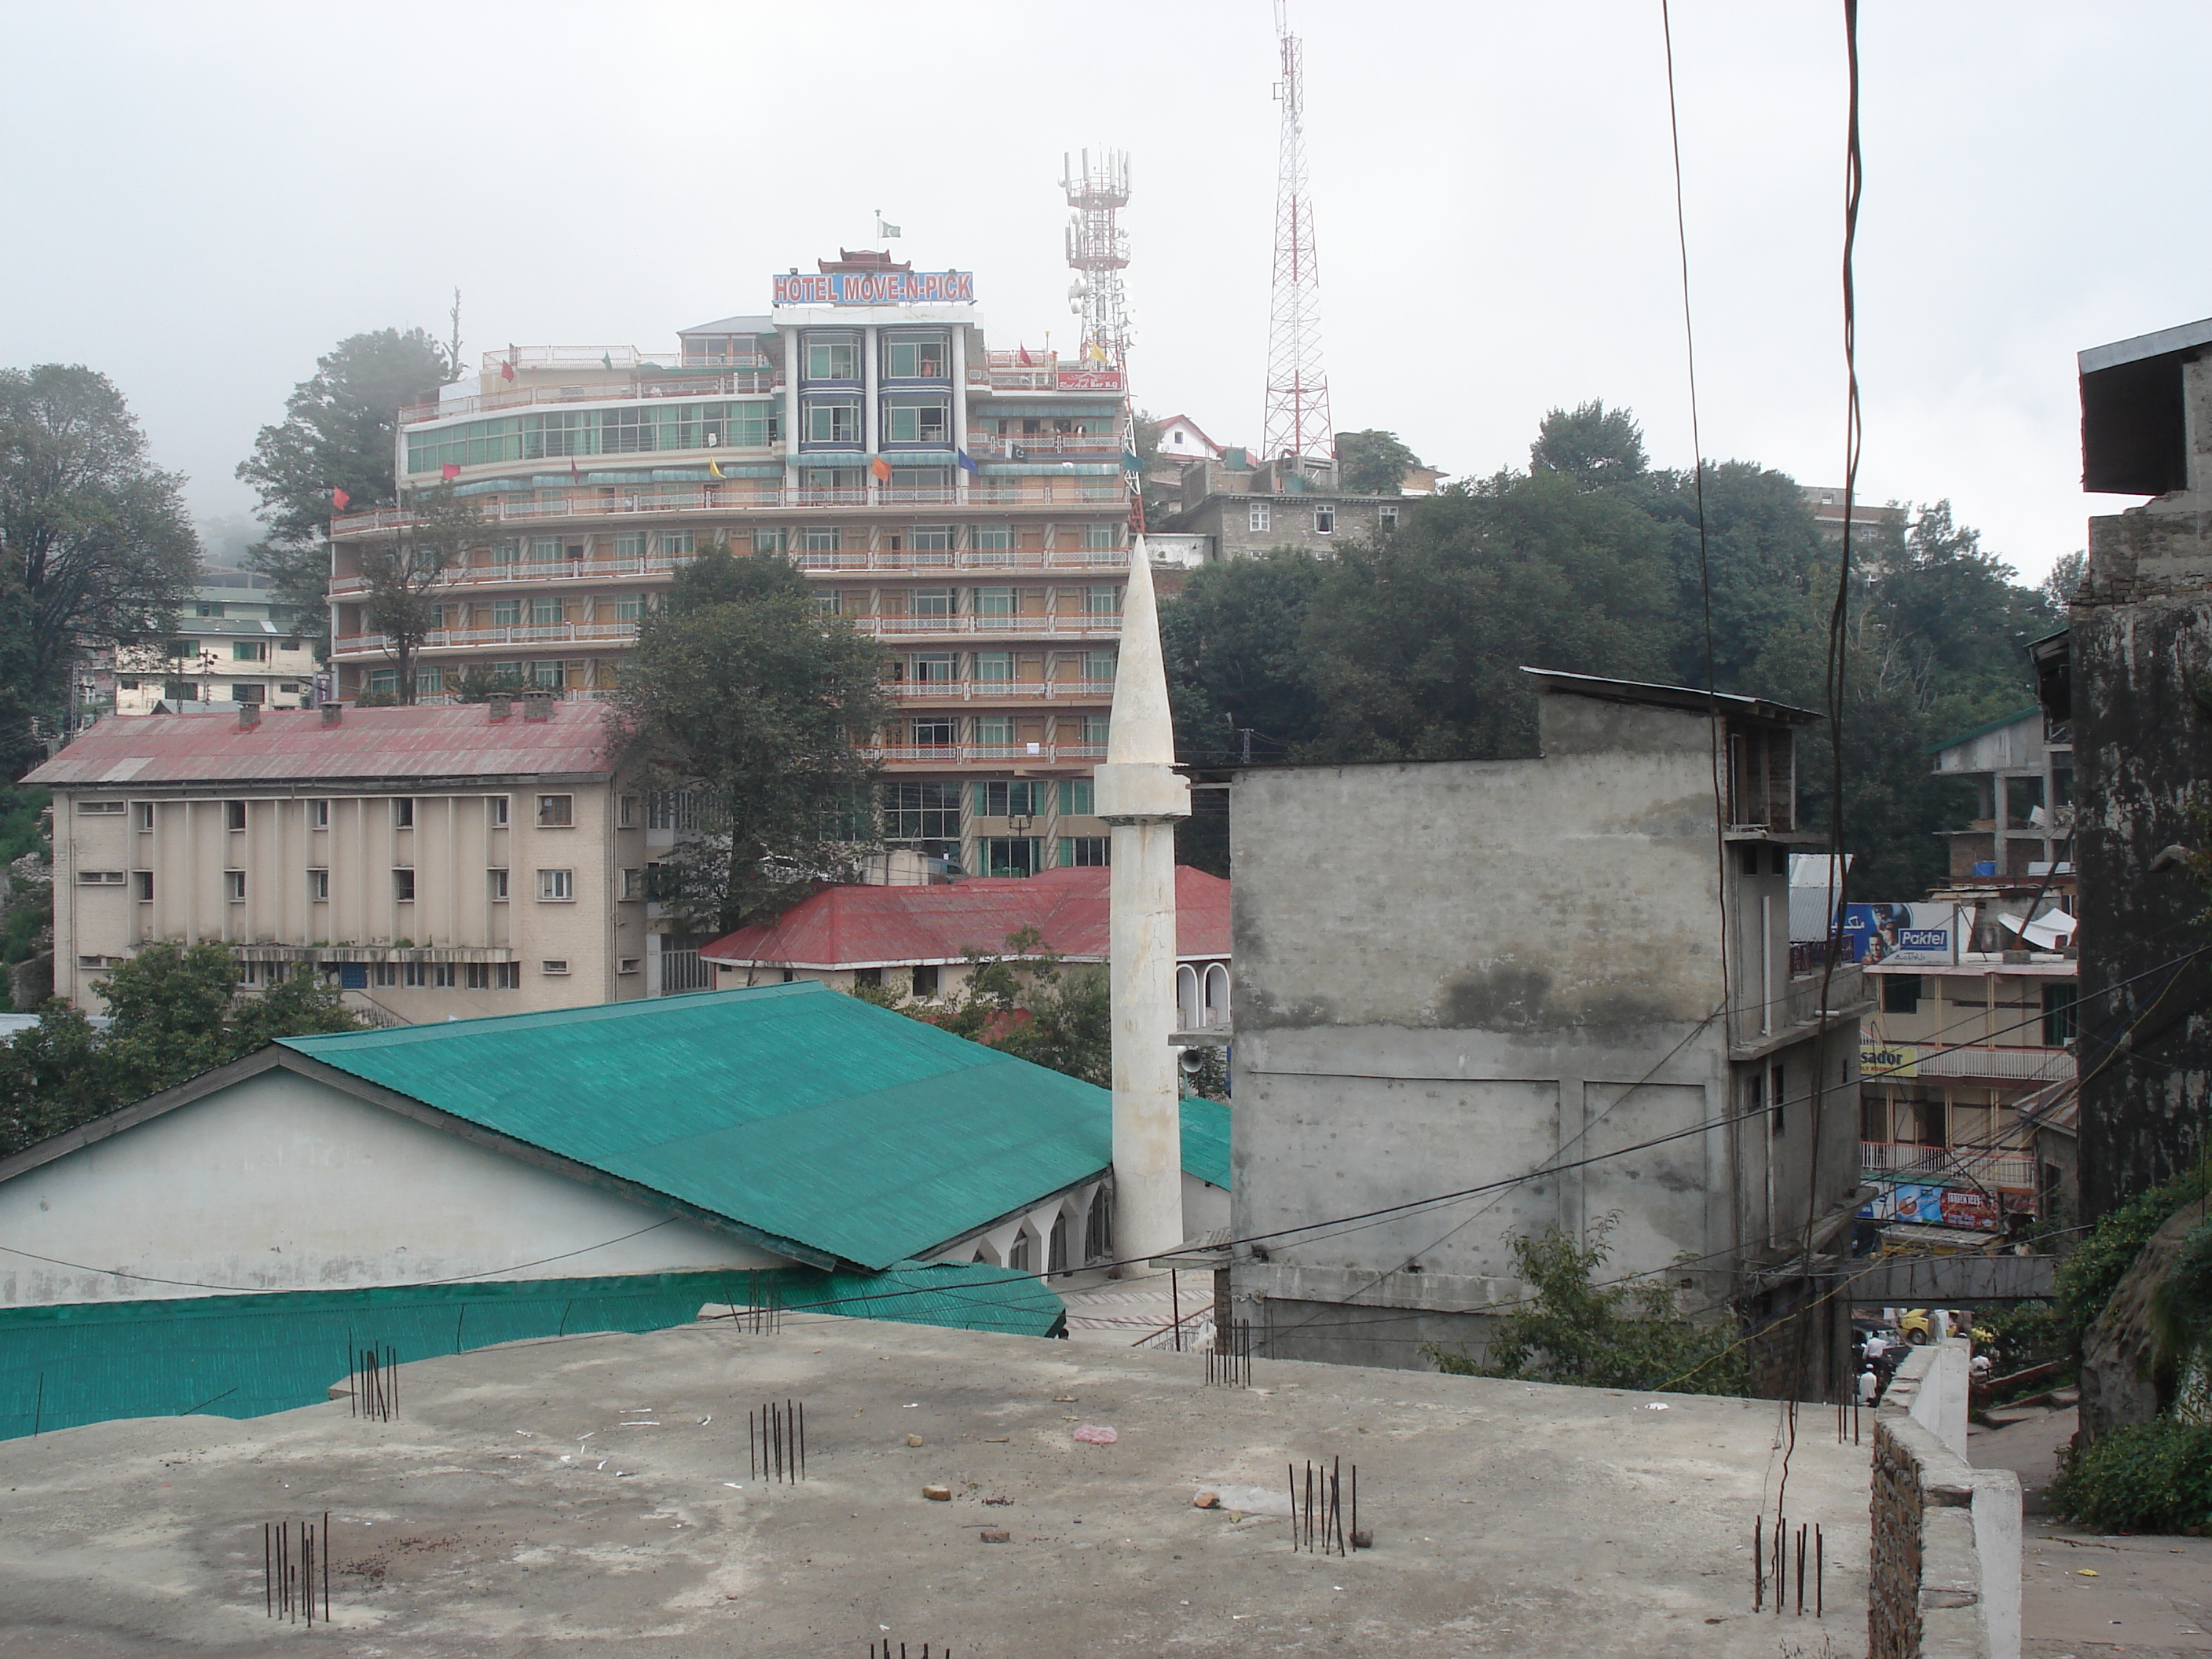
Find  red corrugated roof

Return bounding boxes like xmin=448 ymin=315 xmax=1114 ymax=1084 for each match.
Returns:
xmin=701 ymin=866 xmax=1231 ymax=969
xmin=21 ymin=704 xmax=622 ymax=789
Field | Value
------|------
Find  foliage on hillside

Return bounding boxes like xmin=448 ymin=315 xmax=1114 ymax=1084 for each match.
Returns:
xmin=850 ymin=928 xmax=1113 ymax=1088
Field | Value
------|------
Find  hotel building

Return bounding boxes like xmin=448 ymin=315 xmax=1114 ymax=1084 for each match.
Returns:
xmin=328 ymin=251 xmax=1135 ymax=881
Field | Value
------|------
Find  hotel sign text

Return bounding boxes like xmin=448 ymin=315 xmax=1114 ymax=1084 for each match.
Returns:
xmin=774 ymin=270 xmax=976 ymax=306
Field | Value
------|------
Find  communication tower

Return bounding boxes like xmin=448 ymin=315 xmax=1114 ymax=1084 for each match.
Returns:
xmin=1063 ymin=148 xmax=1133 ymax=365
xmin=1262 ymin=2 xmax=1332 ymax=463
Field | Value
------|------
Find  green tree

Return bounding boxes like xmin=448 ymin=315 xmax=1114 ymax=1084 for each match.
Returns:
xmin=0 ymin=364 xmax=199 ymax=751
xmin=0 ymin=942 xmax=364 ymax=1158
xmin=851 ymin=928 xmax=1113 ymax=1087
xmin=1426 ymin=1217 xmax=1745 ymax=1394
xmin=357 ymin=483 xmax=482 ymax=703
xmin=618 ymin=546 xmax=889 ymax=932
xmin=1530 ymin=399 xmax=1648 ymax=488
xmin=1646 ymin=461 xmax=1829 ymax=692
xmin=1334 ymin=429 xmax=1421 ymax=495
xmin=236 ymin=328 xmax=455 ymax=632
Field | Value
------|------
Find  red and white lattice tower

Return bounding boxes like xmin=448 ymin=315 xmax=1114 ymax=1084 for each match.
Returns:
xmin=1262 ymin=2 xmax=1331 ymax=463
xmin=1063 ymin=148 xmax=1144 ymax=529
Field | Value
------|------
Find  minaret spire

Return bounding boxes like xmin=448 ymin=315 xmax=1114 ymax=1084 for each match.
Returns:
xmin=1093 ymin=538 xmax=1191 ymax=1265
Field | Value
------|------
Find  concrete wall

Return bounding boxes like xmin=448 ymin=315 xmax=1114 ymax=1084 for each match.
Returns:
xmin=1870 ymin=1339 xmax=2021 ymax=1659
xmin=51 ymin=765 xmax=649 ymax=1017
xmin=1226 ymin=692 xmax=1863 ymax=1372
xmin=0 ymin=1068 xmax=777 ymax=1307
xmin=2073 ymin=364 xmax=2212 ymax=1215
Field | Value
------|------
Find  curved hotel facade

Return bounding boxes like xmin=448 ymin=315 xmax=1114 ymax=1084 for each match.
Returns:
xmin=329 ymin=252 xmax=1133 ymax=880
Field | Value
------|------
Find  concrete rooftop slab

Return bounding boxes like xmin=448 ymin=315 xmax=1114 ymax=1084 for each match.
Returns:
xmin=0 ymin=1313 xmax=1874 ymax=1657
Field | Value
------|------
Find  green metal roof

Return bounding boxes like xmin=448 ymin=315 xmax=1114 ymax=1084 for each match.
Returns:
xmin=280 ymin=983 xmax=1214 ymax=1273
xmin=1924 ymin=705 xmax=2042 ymax=756
xmin=1180 ymin=1096 xmax=1229 ymax=1188
xmin=0 ymin=1262 xmax=1064 ymax=1443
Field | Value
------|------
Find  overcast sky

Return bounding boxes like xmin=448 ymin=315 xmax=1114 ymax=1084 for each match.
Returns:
xmin=4 ymin=2 xmax=2204 ymax=580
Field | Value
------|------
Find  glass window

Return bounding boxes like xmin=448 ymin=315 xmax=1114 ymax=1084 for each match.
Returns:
xmin=196 ymin=601 xmax=225 ymax=618
xmin=488 ymin=794 xmax=509 ymax=826
xmin=1059 ymin=836 xmax=1109 ymax=867
xmin=1084 ymin=650 xmax=1117 ymax=683
xmin=804 ymin=528 xmax=840 ymax=552
xmin=416 ymin=667 xmax=444 ymax=699
xmin=1248 ymin=503 xmax=1270 ymax=533
xmin=981 ymin=837 xmax=1042 ymax=878
xmin=224 ymin=869 xmax=246 ymax=901
xmin=974 ymin=716 xmax=1015 ymax=746
xmin=884 ymin=335 xmax=948 ymax=379
xmin=910 ymin=716 xmax=956 ymax=747
xmin=614 ymin=593 xmax=645 ymax=621
xmin=803 ymin=335 xmax=860 ymax=381
xmin=884 ymin=402 xmax=950 ymax=444
xmin=909 ymin=653 xmax=957 ymax=683
xmin=979 ymin=780 xmax=1041 ymax=817
xmin=972 ymin=525 xmax=1013 ymax=551
xmin=974 ymin=586 xmax=1016 ymax=617
xmin=974 ymin=651 xmax=1014 ymax=683
xmin=1082 ymin=522 xmax=1119 ymax=550
xmin=368 ymin=668 xmax=399 ymax=695
xmin=883 ymin=782 xmax=961 ymax=840
xmin=1314 ymin=504 xmax=1335 ymax=533
xmin=2042 ymin=983 xmax=2078 ymax=1046
xmin=1881 ymin=974 xmax=1921 ymax=1014
xmin=910 ymin=588 xmax=954 ymax=617
xmin=753 ymin=529 xmax=786 ymax=554
xmin=910 ymin=526 xmax=952 ymax=551
xmin=537 ymin=793 xmax=574 ymax=827
xmin=1060 ymin=778 xmax=1095 ymax=816
xmin=613 ymin=531 xmax=646 ymax=559
xmin=393 ymin=797 xmax=414 ymax=828
xmin=648 ymin=790 xmax=696 ymax=831
xmin=233 ymin=639 xmax=267 ymax=661
xmin=1082 ymin=714 xmax=1110 ymax=745
xmin=1082 ymin=586 xmax=1120 ymax=615
xmin=1379 ymin=505 xmax=1400 ymax=531
xmin=393 ymin=868 xmax=416 ymax=903
xmin=492 ymin=599 xmax=521 ymax=626
xmin=538 ymin=868 xmax=575 ymax=901
xmin=621 ymin=867 xmax=645 ymax=900
xmin=529 ymin=536 xmax=562 ymax=564
xmin=489 ymin=868 xmax=509 ymax=901
xmin=815 ymin=591 xmax=841 ymax=615
xmin=531 ymin=597 xmax=564 ymax=625
xmin=804 ymin=399 xmax=862 ymax=444
xmin=530 ymin=661 xmax=564 ymax=688
xmin=661 ymin=530 xmax=695 ymax=558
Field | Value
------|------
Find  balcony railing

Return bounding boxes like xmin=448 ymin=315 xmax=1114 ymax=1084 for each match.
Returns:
xmin=962 ymin=431 xmax=1121 ymax=457
xmin=331 ymin=615 xmax=1124 ymax=659
xmin=882 ymin=679 xmax=1114 ymax=702
xmin=855 ymin=614 xmax=1122 ymax=639
xmin=1881 ymin=1044 xmax=2075 ymax=1084
xmin=331 ymin=481 xmax=1126 ymax=535
xmin=327 ymin=545 xmax=1131 ymax=598
xmin=866 ymin=742 xmax=1107 ymax=767
xmin=1861 ymin=1140 xmax=2037 ymax=1192
xmin=400 ymin=372 xmax=779 ymax=426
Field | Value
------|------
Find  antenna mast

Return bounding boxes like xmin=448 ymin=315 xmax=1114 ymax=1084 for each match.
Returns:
xmin=1262 ymin=1 xmax=1331 ymax=463
xmin=1063 ymin=148 xmax=1144 ymax=529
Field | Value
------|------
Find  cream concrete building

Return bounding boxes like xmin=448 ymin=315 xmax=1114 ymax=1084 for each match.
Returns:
xmin=21 ymin=695 xmax=679 ymax=1020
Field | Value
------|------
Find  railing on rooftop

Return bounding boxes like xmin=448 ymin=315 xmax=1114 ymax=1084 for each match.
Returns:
xmin=864 ymin=742 xmax=1106 ymax=767
xmin=331 ymin=481 xmax=1126 ymax=536
xmin=329 ymin=613 xmax=1125 ymax=658
xmin=881 ymin=679 xmax=1114 ymax=702
xmin=326 ymin=545 xmax=1129 ymax=599
xmin=402 ymin=372 xmax=779 ymax=425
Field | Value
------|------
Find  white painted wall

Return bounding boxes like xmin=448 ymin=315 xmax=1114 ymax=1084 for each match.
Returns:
xmin=0 ymin=1069 xmax=778 ymax=1307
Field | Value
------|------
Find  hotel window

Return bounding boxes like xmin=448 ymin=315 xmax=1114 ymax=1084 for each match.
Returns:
xmin=1082 ymin=714 xmax=1111 ymax=745
xmin=529 ymin=536 xmax=562 ymax=565
xmin=1881 ymin=974 xmax=1921 ymax=1014
xmin=1060 ymin=836 xmax=1109 ymax=867
xmin=415 ymin=668 xmax=444 ymax=700
xmin=908 ymin=653 xmax=957 ymax=684
xmin=492 ymin=539 xmax=521 ymax=565
xmin=492 ymin=599 xmax=522 ymax=626
xmin=753 ymin=528 xmax=787 ymax=554
xmin=803 ymin=529 xmax=841 ymax=554
xmin=137 ymin=802 xmax=155 ymax=830
xmin=538 ymin=868 xmax=575 ymax=901
xmin=974 ymin=650 xmax=1014 ymax=683
xmin=489 ymin=868 xmax=509 ymax=902
xmin=1060 ymin=778 xmax=1095 ymax=816
xmin=803 ymin=335 xmax=860 ymax=382
xmin=1248 ymin=503 xmax=1271 ymax=533
xmin=309 ymin=869 xmax=329 ymax=902
xmin=134 ymin=870 xmax=154 ymax=901
xmin=911 ymin=588 xmax=954 ymax=617
xmin=910 ymin=526 xmax=953 ymax=552
xmin=974 ymin=716 xmax=1015 ymax=747
xmin=537 ymin=793 xmax=574 ymax=827
xmin=884 ymin=401 xmax=950 ymax=444
xmin=982 ymin=837 xmax=1042 ymax=879
xmin=972 ymin=525 xmax=1013 ymax=552
xmin=973 ymin=586 xmax=1015 ymax=617
xmin=224 ymin=870 xmax=247 ymax=901
xmin=979 ymin=780 xmax=1041 ymax=818
xmin=815 ymin=591 xmax=842 ymax=615
xmin=394 ymin=797 xmax=415 ymax=828
xmin=1082 ymin=586 xmax=1120 ymax=615
xmin=910 ymin=716 xmax=956 ymax=748
xmin=883 ymin=781 xmax=961 ymax=840
xmin=530 ymin=597 xmax=565 ymax=626
xmin=1314 ymin=504 xmax=1336 ymax=533
xmin=661 ymin=530 xmax=695 ymax=558
xmin=884 ymin=335 xmax=948 ymax=379
xmin=372 ymin=962 xmax=397 ymax=987
xmin=530 ymin=661 xmax=564 ymax=689
xmin=1082 ymin=522 xmax=1119 ymax=550
xmin=393 ymin=868 xmax=416 ymax=903
xmin=613 ymin=531 xmax=646 ymax=560
xmin=233 ymin=639 xmax=267 ymax=661
xmin=804 ymin=399 xmax=862 ymax=445
xmin=432 ymin=963 xmax=457 ymax=988
xmin=309 ymin=799 xmax=328 ymax=829
xmin=647 ymin=790 xmax=697 ymax=831
xmin=488 ymin=794 xmax=510 ymax=827
xmin=1084 ymin=650 xmax=1117 ymax=683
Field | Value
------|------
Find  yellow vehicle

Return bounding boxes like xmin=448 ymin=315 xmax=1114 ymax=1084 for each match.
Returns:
xmin=1899 ymin=1309 xmax=1994 ymax=1344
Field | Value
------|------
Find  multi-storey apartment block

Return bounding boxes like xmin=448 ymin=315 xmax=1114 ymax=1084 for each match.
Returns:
xmin=86 ymin=577 xmax=318 ymax=718
xmin=329 ymin=251 xmax=1134 ymax=881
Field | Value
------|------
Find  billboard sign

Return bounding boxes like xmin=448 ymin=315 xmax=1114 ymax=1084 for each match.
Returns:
xmin=1840 ymin=902 xmax=1962 ymax=966
xmin=773 ymin=270 xmax=975 ymax=306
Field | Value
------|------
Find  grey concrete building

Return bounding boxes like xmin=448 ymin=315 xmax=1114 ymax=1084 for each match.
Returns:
xmin=2036 ymin=316 xmax=2212 ymax=1218
xmin=1928 ymin=705 xmax=2075 ymax=878
xmin=1159 ymin=452 xmax=1408 ymax=559
xmin=1222 ymin=671 xmax=1868 ymax=1393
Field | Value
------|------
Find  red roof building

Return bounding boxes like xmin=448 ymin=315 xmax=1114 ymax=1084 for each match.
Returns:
xmin=700 ymin=866 xmax=1232 ymax=1025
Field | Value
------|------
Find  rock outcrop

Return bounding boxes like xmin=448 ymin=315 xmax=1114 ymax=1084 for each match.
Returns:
xmin=2080 ymin=1195 xmax=2212 ymax=1441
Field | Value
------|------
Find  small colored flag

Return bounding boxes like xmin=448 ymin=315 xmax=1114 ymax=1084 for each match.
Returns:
xmin=1017 ymin=346 xmax=1033 ymax=368
xmin=1086 ymin=342 xmax=1111 ymax=365
xmin=569 ymin=458 xmax=580 ymax=483
xmin=500 ymin=358 xmax=517 ymax=383
xmin=1122 ymin=450 xmax=1142 ymax=472
xmin=870 ymin=456 xmax=892 ymax=484
xmin=876 ymin=211 xmax=901 ymax=239
xmin=330 ymin=487 xmax=350 ymax=511
xmin=957 ymin=450 xmax=980 ymax=475
xmin=708 ymin=460 xmax=726 ymax=479
xmin=602 ymin=352 xmax=613 ymax=371
xmin=441 ymin=463 xmax=460 ymax=481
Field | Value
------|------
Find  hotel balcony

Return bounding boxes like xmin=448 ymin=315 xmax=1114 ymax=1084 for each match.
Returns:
xmin=330 ymin=614 xmax=1124 ymax=661
xmin=1859 ymin=1139 xmax=2036 ymax=1192
xmin=331 ymin=478 xmax=1126 ymax=538
xmin=325 ymin=545 xmax=1130 ymax=600
xmin=400 ymin=369 xmax=780 ymax=426
xmin=866 ymin=741 xmax=1106 ymax=770
xmin=882 ymin=679 xmax=1114 ymax=702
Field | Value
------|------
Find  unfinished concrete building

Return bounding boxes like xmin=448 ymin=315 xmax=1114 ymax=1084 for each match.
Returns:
xmin=1222 ymin=671 xmax=1868 ymax=1393
xmin=2040 ymin=317 xmax=2212 ymax=1217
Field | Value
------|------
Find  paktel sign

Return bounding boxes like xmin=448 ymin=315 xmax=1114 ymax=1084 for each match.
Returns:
xmin=773 ymin=271 xmax=975 ymax=306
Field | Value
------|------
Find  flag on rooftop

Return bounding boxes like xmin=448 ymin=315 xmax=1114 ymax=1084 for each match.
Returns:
xmin=957 ymin=451 xmax=979 ymax=474
xmin=1017 ymin=346 xmax=1033 ymax=368
xmin=870 ymin=456 xmax=892 ymax=483
xmin=709 ymin=459 xmax=726 ymax=479
xmin=569 ymin=458 xmax=580 ymax=483
xmin=329 ymin=487 xmax=350 ymax=511
xmin=877 ymin=210 xmax=900 ymax=238
xmin=1086 ymin=341 xmax=1111 ymax=365
xmin=441 ymin=463 xmax=460 ymax=481
xmin=602 ymin=352 xmax=613 ymax=371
